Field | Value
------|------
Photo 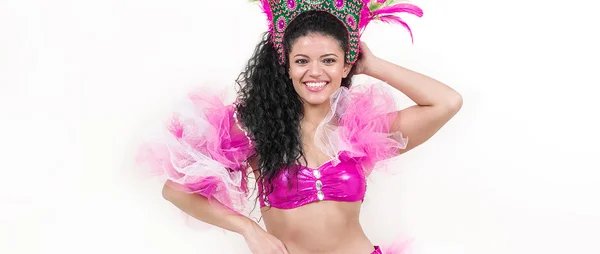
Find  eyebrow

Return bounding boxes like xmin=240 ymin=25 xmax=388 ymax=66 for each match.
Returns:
xmin=293 ymin=53 xmax=339 ymax=58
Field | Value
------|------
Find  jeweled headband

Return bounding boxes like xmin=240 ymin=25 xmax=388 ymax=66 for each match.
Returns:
xmin=250 ymin=0 xmax=423 ymax=64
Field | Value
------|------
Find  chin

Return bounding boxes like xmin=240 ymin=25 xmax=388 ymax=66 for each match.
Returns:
xmin=302 ymin=95 xmax=330 ymax=106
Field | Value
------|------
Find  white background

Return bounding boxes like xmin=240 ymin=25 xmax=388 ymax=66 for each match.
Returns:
xmin=1 ymin=0 xmax=599 ymax=253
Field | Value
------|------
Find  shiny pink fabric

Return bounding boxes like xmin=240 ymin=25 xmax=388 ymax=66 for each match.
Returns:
xmin=259 ymin=155 xmax=366 ymax=209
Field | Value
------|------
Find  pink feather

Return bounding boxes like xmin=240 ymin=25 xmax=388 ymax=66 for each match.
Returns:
xmin=377 ymin=15 xmax=415 ymax=43
xmin=371 ymin=3 xmax=424 ymax=18
xmin=258 ymin=0 xmax=273 ymax=32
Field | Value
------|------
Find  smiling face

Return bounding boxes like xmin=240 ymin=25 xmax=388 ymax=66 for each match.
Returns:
xmin=288 ymin=33 xmax=352 ymax=106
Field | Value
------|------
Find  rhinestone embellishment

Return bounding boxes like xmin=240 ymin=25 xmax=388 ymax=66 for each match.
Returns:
xmin=315 ymin=168 xmax=324 ymax=200
xmin=346 ymin=14 xmax=356 ymax=29
xmin=276 ymin=16 xmax=286 ymax=32
xmin=287 ymin=0 xmax=296 ymax=10
xmin=316 ymin=180 xmax=323 ymax=190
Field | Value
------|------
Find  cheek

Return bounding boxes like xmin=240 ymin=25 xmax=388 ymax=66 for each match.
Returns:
xmin=289 ymin=68 xmax=304 ymax=82
xmin=327 ymin=66 xmax=345 ymax=79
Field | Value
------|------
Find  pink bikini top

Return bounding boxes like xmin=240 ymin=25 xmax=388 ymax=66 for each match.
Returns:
xmin=258 ymin=158 xmax=366 ymax=209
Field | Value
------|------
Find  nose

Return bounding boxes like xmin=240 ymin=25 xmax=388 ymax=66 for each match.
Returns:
xmin=308 ymin=61 xmax=323 ymax=77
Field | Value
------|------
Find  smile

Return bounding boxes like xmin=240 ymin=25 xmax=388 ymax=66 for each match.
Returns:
xmin=303 ymin=81 xmax=329 ymax=92
xmin=304 ymin=81 xmax=328 ymax=87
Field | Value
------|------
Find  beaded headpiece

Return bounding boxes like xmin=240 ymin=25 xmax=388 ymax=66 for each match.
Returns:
xmin=250 ymin=0 xmax=423 ymax=64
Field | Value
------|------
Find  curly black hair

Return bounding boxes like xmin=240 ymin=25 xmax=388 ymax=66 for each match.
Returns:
xmin=235 ymin=11 xmax=359 ymax=200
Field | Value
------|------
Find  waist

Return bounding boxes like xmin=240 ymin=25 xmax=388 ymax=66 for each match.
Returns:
xmin=262 ymin=201 xmax=374 ymax=254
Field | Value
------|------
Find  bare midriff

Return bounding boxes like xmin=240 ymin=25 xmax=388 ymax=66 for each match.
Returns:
xmin=261 ymin=200 xmax=375 ymax=254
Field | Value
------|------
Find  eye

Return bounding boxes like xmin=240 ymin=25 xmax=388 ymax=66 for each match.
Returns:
xmin=295 ymin=59 xmax=308 ymax=64
xmin=323 ymin=58 xmax=336 ymax=64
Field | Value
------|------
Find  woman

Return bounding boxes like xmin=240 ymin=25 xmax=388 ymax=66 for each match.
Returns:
xmin=137 ymin=1 xmax=462 ymax=253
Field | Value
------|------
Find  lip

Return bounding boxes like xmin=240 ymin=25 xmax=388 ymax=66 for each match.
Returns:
xmin=303 ymin=80 xmax=329 ymax=92
xmin=303 ymin=80 xmax=329 ymax=83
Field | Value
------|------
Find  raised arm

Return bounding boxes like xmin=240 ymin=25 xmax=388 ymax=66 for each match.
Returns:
xmin=357 ymin=42 xmax=463 ymax=154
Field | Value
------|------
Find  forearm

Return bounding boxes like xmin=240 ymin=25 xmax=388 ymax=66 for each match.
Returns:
xmin=366 ymin=57 xmax=461 ymax=107
xmin=162 ymin=180 xmax=254 ymax=235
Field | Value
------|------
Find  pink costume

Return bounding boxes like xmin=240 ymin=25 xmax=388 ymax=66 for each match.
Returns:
xmin=137 ymin=84 xmax=410 ymax=253
xmin=136 ymin=1 xmax=422 ymax=253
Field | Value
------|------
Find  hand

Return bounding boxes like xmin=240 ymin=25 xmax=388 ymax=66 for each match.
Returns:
xmin=353 ymin=41 xmax=378 ymax=75
xmin=241 ymin=221 xmax=289 ymax=254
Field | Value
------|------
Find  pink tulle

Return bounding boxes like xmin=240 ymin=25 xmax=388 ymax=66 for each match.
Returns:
xmin=314 ymin=83 xmax=408 ymax=176
xmin=373 ymin=235 xmax=413 ymax=253
xmin=381 ymin=237 xmax=412 ymax=254
xmin=136 ymin=83 xmax=407 ymax=222
xmin=135 ymin=91 xmax=254 ymax=214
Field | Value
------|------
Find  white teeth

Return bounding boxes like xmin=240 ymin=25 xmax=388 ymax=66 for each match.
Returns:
xmin=304 ymin=82 xmax=327 ymax=87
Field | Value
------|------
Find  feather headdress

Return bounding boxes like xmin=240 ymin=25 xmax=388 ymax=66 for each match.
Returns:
xmin=249 ymin=0 xmax=423 ymax=64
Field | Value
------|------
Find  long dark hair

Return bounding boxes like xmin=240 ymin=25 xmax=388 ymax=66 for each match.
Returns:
xmin=235 ymin=11 xmax=358 ymax=199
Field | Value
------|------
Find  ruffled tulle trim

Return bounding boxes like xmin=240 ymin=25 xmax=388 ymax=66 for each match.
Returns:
xmin=135 ymin=91 xmax=254 ymax=215
xmin=381 ymin=236 xmax=413 ymax=254
xmin=135 ymin=83 xmax=406 ymax=216
xmin=314 ymin=83 xmax=408 ymax=176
